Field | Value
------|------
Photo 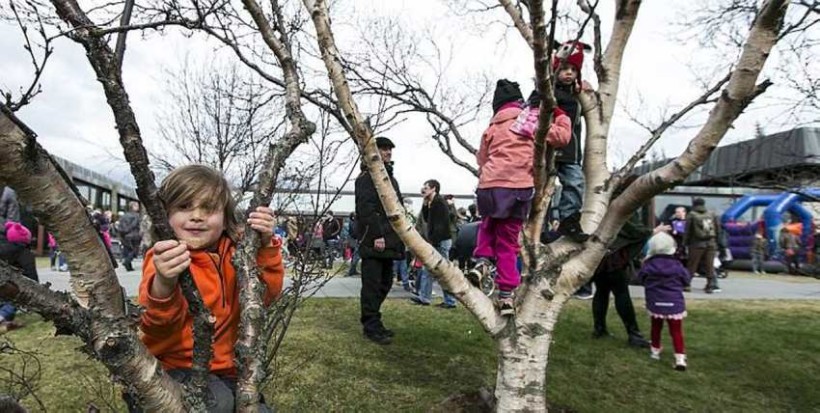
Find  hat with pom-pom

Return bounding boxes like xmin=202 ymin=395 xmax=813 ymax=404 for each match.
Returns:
xmin=552 ymin=41 xmax=591 ymax=87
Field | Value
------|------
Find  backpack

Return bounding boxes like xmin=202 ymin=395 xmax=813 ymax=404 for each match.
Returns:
xmin=690 ymin=211 xmax=716 ymax=241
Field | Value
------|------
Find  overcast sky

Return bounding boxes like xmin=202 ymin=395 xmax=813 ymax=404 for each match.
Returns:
xmin=1 ymin=0 xmax=817 ymax=203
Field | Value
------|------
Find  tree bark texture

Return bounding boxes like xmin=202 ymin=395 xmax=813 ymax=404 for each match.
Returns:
xmin=524 ymin=0 xmax=559 ymax=243
xmin=580 ymin=0 xmax=641 ymax=233
xmin=234 ymin=0 xmax=316 ymax=409
xmin=494 ymin=300 xmax=564 ymax=412
xmin=0 ymin=107 xmax=187 ymax=412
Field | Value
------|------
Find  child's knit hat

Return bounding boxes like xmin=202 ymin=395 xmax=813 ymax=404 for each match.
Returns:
xmin=492 ymin=79 xmax=523 ymax=113
xmin=646 ymin=232 xmax=676 ymax=258
xmin=4 ymin=221 xmax=32 ymax=244
xmin=552 ymin=41 xmax=590 ymax=88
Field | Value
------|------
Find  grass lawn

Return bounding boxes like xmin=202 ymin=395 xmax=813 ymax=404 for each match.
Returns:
xmin=1 ymin=299 xmax=818 ymax=412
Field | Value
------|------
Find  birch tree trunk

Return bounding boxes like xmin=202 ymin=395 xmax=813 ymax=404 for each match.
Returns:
xmin=494 ymin=299 xmax=564 ymax=411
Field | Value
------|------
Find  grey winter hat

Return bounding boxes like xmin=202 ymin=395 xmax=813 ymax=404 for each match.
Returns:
xmin=646 ymin=232 xmax=677 ymax=258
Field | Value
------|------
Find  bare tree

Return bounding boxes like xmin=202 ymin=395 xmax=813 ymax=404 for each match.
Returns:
xmin=343 ymin=18 xmax=492 ymax=176
xmin=303 ymin=0 xmax=791 ymax=411
xmin=152 ymin=60 xmax=285 ymax=194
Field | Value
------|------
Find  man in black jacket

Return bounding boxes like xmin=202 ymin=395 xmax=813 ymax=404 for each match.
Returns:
xmin=410 ymin=179 xmax=456 ymax=308
xmin=355 ymin=137 xmax=405 ymax=345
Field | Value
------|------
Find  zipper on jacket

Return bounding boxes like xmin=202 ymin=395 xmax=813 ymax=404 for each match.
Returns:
xmin=208 ymin=242 xmax=227 ymax=308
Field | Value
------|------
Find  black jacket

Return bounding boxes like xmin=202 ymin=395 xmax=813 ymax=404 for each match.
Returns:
xmin=354 ymin=163 xmax=405 ymax=260
xmin=595 ymin=213 xmax=652 ymax=275
xmin=422 ymin=195 xmax=451 ymax=246
xmin=555 ymin=83 xmax=583 ymax=165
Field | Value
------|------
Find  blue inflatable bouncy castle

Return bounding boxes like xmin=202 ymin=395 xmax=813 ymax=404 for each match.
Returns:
xmin=721 ymin=194 xmax=778 ymax=260
xmin=721 ymin=191 xmax=818 ymax=268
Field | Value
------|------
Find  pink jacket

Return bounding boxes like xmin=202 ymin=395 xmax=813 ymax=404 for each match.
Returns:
xmin=477 ymin=107 xmax=571 ymax=189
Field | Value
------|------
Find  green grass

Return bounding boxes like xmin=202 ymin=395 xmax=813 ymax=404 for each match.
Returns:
xmin=1 ymin=299 xmax=819 ymax=412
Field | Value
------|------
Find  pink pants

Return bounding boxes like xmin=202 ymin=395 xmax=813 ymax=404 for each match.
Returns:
xmin=473 ymin=217 xmax=523 ymax=292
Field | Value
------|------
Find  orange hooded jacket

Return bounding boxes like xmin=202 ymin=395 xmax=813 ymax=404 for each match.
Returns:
xmin=139 ymin=235 xmax=285 ymax=377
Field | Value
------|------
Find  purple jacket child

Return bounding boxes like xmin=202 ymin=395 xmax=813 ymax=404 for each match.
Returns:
xmin=637 ymin=254 xmax=692 ymax=317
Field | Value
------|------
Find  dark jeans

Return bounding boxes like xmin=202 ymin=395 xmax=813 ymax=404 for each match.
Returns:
xmin=592 ymin=269 xmax=641 ymax=336
xmin=121 ymin=236 xmax=140 ymax=267
xmin=360 ymin=257 xmax=394 ymax=333
xmin=556 ymin=162 xmax=584 ymax=220
xmin=124 ymin=369 xmax=273 ymax=413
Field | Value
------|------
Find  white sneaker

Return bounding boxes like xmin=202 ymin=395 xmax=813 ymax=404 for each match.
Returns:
xmin=674 ymin=353 xmax=687 ymax=371
xmin=650 ymin=347 xmax=661 ymax=360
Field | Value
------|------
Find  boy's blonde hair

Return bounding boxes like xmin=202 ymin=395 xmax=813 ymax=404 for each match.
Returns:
xmin=158 ymin=165 xmax=239 ymax=241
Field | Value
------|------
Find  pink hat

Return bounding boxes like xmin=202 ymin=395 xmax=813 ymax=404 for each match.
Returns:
xmin=4 ymin=222 xmax=32 ymax=244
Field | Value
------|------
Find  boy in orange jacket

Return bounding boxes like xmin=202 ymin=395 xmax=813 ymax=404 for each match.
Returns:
xmin=135 ymin=165 xmax=284 ymax=412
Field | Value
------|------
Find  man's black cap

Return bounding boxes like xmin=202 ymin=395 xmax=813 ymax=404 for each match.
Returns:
xmin=376 ymin=136 xmax=395 ymax=149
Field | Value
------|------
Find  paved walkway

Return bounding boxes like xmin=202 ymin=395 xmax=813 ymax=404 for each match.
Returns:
xmin=35 ymin=260 xmax=820 ymax=301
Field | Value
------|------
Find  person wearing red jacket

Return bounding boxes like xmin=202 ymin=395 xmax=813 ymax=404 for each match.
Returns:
xmin=133 ymin=165 xmax=284 ymax=413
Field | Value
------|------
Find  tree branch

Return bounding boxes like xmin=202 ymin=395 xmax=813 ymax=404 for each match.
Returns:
xmin=597 ymin=0 xmax=789 ymax=262
xmin=3 ymin=0 xmax=54 ymax=111
xmin=234 ymin=0 xmax=316 ymax=409
xmin=616 ymin=72 xmax=732 ymax=179
xmin=498 ymin=0 xmax=534 ymax=48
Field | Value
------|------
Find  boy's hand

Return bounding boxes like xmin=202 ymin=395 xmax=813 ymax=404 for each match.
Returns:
xmin=151 ymin=240 xmax=190 ymax=298
xmin=248 ymin=206 xmax=275 ymax=246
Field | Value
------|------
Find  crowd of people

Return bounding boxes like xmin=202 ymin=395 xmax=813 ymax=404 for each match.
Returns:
xmin=0 ymin=39 xmax=812 ymax=410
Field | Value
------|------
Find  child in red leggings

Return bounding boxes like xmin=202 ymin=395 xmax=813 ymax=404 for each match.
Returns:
xmin=637 ymin=232 xmax=692 ymax=371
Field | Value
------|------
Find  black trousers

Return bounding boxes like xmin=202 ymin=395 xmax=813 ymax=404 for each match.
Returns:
xmin=360 ymin=257 xmax=394 ymax=333
xmin=592 ymin=268 xmax=641 ymax=336
xmin=121 ymin=236 xmax=140 ymax=266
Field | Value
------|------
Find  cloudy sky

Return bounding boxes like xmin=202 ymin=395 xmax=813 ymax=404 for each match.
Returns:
xmin=1 ymin=0 xmax=816 ymax=206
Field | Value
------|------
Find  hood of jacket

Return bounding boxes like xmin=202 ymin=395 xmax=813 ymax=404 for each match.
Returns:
xmin=489 ymin=106 xmax=521 ymax=126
